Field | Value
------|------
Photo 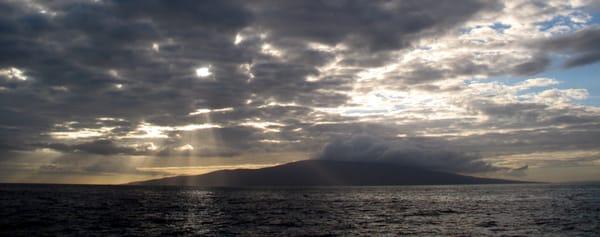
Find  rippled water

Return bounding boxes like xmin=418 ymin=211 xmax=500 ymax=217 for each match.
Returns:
xmin=0 ymin=184 xmax=599 ymax=236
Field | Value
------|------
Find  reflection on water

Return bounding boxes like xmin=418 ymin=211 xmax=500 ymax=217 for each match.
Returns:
xmin=0 ymin=184 xmax=599 ymax=236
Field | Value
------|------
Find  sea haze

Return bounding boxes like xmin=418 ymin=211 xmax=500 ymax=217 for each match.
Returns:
xmin=1 ymin=184 xmax=598 ymax=236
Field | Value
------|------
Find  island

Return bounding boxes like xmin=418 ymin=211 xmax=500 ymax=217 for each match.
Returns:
xmin=128 ymin=160 xmax=526 ymax=186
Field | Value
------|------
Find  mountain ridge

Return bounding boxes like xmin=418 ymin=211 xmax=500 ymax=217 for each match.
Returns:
xmin=127 ymin=160 xmax=527 ymax=186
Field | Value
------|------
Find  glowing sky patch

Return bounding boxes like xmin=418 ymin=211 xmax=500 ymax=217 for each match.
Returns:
xmin=0 ymin=67 xmax=27 ymax=81
xmin=124 ymin=122 xmax=221 ymax=139
xmin=195 ymin=66 xmax=212 ymax=78
xmin=175 ymin=144 xmax=194 ymax=151
xmin=188 ymin=107 xmax=234 ymax=116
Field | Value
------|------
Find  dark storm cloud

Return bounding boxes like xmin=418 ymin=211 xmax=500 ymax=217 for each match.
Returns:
xmin=511 ymin=55 xmax=551 ymax=75
xmin=468 ymin=100 xmax=547 ymax=123
xmin=252 ymin=0 xmax=499 ymax=52
xmin=46 ymin=140 xmax=137 ymax=156
xmin=563 ymin=52 xmax=600 ymax=68
xmin=0 ymin=0 xmax=353 ymax=149
xmin=317 ymin=136 xmax=502 ymax=173
xmin=0 ymin=0 xmax=498 ymax=155
xmin=0 ymin=0 xmax=257 ymax=154
xmin=111 ymin=0 xmax=252 ymax=30
xmin=541 ymin=27 xmax=600 ymax=68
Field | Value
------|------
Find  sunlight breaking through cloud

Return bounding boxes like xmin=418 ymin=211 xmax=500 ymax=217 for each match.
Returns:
xmin=195 ymin=66 xmax=212 ymax=78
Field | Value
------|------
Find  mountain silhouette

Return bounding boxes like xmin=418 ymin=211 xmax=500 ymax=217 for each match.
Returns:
xmin=128 ymin=160 xmax=525 ymax=186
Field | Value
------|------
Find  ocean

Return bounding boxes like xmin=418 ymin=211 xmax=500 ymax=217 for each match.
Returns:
xmin=0 ymin=184 xmax=598 ymax=236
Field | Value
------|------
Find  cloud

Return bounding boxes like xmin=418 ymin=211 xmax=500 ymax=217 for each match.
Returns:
xmin=251 ymin=0 xmax=499 ymax=52
xmin=156 ymin=146 xmax=241 ymax=158
xmin=316 ymin=135 xmax=503 ymax=174
xmin=36 ymin=155 xmax=167 ymax=176
xmin=0 ymin=0 xmax=599 ymax=183
xmin=511 ymin=55 xmax=551 ymax=75
xmin=46 ymin=140 xmax=137 ymax=156
xmin=541 ymin=27 xmax=600 ymax=68
xmin=505 ymin=165 xmax=528 ymax=177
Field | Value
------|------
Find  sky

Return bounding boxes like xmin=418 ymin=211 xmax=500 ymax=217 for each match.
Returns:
xmin=0 ymin=0 xmax=599 ymax=184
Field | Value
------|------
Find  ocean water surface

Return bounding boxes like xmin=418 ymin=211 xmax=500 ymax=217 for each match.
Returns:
xmin=0 ymin=184 xmax=599 ymax=236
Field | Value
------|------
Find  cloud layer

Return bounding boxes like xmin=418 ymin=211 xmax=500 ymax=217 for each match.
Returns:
xmin=0 ymin=0 xmax=599 ymax=182
xmin=317 ymin=136 xmax=502 ymax=174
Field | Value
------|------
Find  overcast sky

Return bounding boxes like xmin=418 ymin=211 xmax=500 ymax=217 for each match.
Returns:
xmin=1 ymin=0 xmax=599 ymax=184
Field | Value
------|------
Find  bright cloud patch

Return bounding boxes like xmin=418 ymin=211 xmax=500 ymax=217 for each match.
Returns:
xmin=195 ymin=67 xmax=212 ymax=78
